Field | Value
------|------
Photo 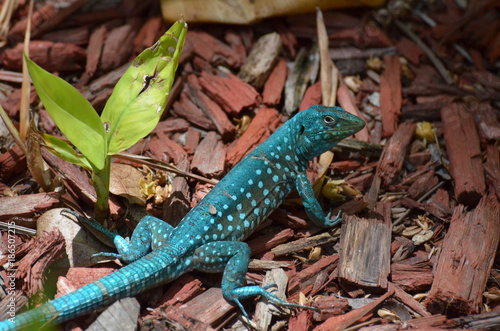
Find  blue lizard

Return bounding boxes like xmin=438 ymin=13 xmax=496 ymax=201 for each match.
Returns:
xmin=0 ymin=105 xmax=364 ymax=330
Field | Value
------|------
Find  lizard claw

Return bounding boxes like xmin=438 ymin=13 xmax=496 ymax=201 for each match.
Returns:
xmin=325 ymin=209 xmax=343 ymax=227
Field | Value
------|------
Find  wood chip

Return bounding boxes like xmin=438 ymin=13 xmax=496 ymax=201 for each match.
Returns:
xmin=226 ymin=106 xmax=281 ymax=167
xmin=426 ymin=193 xmax=500 ymax=316
xmin=191 ymin=132 xmax=226 ymax=178
xmin=441 ymin=103 xmax=485 ymax=205
xmin=338 ymin=214 xmax=391 ymax=290
xmin=238 ymin=32 xmax=282 ymax=89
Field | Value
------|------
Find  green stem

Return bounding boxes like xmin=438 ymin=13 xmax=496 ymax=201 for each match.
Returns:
xmin=92 ymin=155 xmax=111 ymax=222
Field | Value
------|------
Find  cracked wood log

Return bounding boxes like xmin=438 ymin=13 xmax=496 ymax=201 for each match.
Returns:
xmin=338 ymin=212 xmax=391 ymax=290
xmin=441 ymin=103 xmax=485 ymax=206
xmin=426 ymin=192 xmax=500 ymax=317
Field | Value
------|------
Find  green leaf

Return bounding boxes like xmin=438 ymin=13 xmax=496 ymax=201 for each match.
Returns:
xmin=25 ymin=54 xmax=106 ymax=170
xmin=41 ymin=132 xmax=93 ymax=171
xmin=101 ymin=20 xmax=187 ymax=155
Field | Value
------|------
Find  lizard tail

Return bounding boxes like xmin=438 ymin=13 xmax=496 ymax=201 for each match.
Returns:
xmin=0 ymin=247 xmax=181 ymax=331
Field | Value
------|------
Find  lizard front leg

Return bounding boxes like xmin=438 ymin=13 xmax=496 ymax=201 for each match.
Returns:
xmin=295 ymin=172 xmax=342 ymax=228
xmin=190 ymin=241 xmax=314 ymax=321
xmin=68 ymin=211 xmax=173 ymax=263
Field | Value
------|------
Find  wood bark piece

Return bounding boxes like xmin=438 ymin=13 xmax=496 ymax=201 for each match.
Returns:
xmin=299 ymin=81 xmax=322 ymax=111
xmin=395 ymin=37 xmax=425 ymax=65
xmin=191 ymin=132 xmax=226 ymax=178
xmin=313 ymin=285 xmax=395 ymax=331
xmin=8 ymin=0 xmax=88 ymax=39
xmin=183 ymin=31 xmax=244 ymax=67
xmin=426 ymin=192 xmax=500 ymax=317
xmin=1 ymin=41 xmax=86 ymax=72
xmin=16 ymin=230 xmax=65 ymax=297
xmin=163 ymin=155 xmax=191 ymax=227
xmin=0 ymin=193 xmax=60 ymax=221
xmin=262 ymin=59 xmax=288 ymax=105
xmin=78 ymin=25 xmax=107 ymax=87
xmin=187 ymin=75 xmax=236 ymax=141
xmin=132 ymin=16 xmax=162 ymax=56
xmin=379 ymin=55 xmax=402 ymax=137
xmin=246 ymin=228 xmax=294 ymax=255
xmin=179 ymin=287 xmax=233 ymax=326
xmin=391 ymin=282 xmax=431 ymax=317
xmin=312 ymin=296 xmax=349 ymax=321
xmin=238 ymin=32 xmax=282 ymax=89
xmin=226 ymin=106 xmax=281 ymax=167
xmin=289 ymin=310 xmax=313 ymax=331
xmin=390 ymin=256 xmax=434 ymax=292
xmin=337 ymin=80 xmax=371 ymax=142
xmin=0 ymin=145 xmax=27 ymax=182
xmin=271 ymin=232 xmax=338 ymax=257
xmin=150 ymin=305 xmax=215 ymax=331
xmin=288 ymin=255 xmax=338 ymax=297
xmin=87 ymin=297 xmax=140 ymax=331
xmin=485 ymin=144 xmax=500 ymax=200
xmin=255 ymin=268 xmax=289 ymax=330
xmin=198 ymin=70 xmax=261 ymax=116
xmin=99 ymin=24 xmax=137 ymax=72
xmin=338 ymin=214 xmax=391 ymax=290
xmin=441 ymin=103 xmax=485 ymax=205
xmin=159 ymin=274 xmax=204 ymax=307
xmin=471 ymin=102 xmax=500 ymax=141
xmin=148 ymin=132 xmax=187 ymax=163
xmin=377 ymin=122 xmax=416 ymax=186
xmin=172 ymin=93 xmax=216 ymax=131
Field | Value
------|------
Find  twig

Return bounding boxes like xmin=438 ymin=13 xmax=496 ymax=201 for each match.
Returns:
xmin=394 ymin=19 xmax=454 ymax=85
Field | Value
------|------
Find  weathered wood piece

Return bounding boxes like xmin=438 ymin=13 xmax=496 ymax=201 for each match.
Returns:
xmin=0 ymin=193 xmax=60 ymax=221
xmin=377 ymin=122 xmax=416 ymax=186
xmin=288 ymin=255 xmax=338 ymax=298
xmin=163 ymin=155 xmax=191 ymax=227
xmin=198 ymin=70 xmax=261 ymax=116
xmin=441 ymin=103 xmax=485 ymax=205
xmin=379 ymin=55 xmax=402 ymax=137
xmin=262 ymin=58 xmax=288 ymax=105
xmin=426 ymin=193 xmax=500 ymax=316
xmin=0 ymin=145 xmax=27 ymax=182
xmin=246 ymin=228 xmax=294 ymax=255
xmin=313 ymin=286 xmax=395 ymax=331
xmin=226 ymin=106 xmax=281 ymax=167
xmin=284 ymin=47 xmax=319 ymax=115
xmin=255 ymin=268 xmax=289 ymax=330
xmin=179 ymin=287 xmax=233 ymax=325
xmin=87 ymin=297 xmax=140 ymax=331
xmin=187 ymin=75 xmax=236 ymax=141
xmin=485 ymin=144 xmax=500 ymax=200
xmin=299 ymin=81 xmax=322 ymax=112
xmin=78 ymin=25 xmax=107 ymax=87
xmin=312 ymin=296 xmax=349 ymax=321
xmin=238 ymin=32 xmax=282 ymax=89
xmin=183 ymin=31 xmax=244 ymax=67
xmin=15 ymin=230 xmax=65 ymax=297
xmin=1 ymin=41 xmax=86 ymax=72
xmin=338 ymin=214 xmax=391 ymax=290
xmin=171 ymin=93 xmax=216 ymax=131
xmin=472 ymin=102 xmax=500 ymax=141
xmin=337 ymin=80 xmax=371 ymax=142
xmin=191 ymin=132 xmax=226 ymax=178
xmin=271 ymin=232 xmax=339 ymax=257
xmin=390 ymin=256 xmax=434 ymax=292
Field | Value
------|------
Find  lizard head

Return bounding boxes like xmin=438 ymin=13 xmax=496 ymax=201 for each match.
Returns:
xmin=294 ymin=105 xmax=365 ymax=161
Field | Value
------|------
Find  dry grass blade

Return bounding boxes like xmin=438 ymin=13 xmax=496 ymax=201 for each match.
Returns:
xmin=317 ymin=7 xmax=339 ymax=107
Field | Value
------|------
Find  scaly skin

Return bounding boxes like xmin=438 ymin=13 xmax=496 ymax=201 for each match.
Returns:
xmin=0 ymin=105 xmax=364 ymax=330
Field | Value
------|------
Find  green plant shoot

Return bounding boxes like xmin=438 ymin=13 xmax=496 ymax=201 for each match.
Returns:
xmin=25 ymin=20 xmax=187 ymax=222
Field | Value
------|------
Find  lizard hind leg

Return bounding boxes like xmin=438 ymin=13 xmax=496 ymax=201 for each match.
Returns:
xmin=65 ymin=210 xmax=173 ymax=264
xmin=191 ymin=241 xmax=315 ymax=322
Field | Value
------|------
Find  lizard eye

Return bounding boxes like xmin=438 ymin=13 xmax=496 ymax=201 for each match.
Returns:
xmin=323 ymin=116 xmax=336 ymax=125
